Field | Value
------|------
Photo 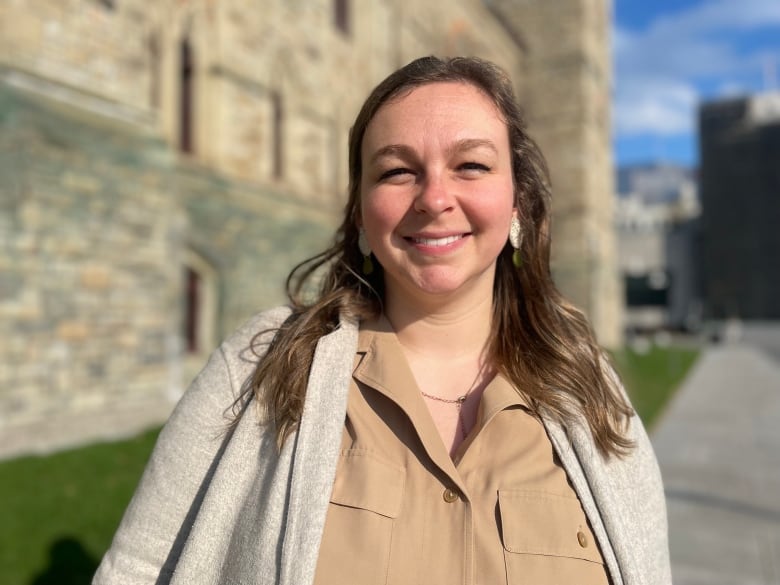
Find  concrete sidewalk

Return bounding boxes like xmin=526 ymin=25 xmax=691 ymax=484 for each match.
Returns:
xmin=652 ymin=342 xmax=780 ymax=584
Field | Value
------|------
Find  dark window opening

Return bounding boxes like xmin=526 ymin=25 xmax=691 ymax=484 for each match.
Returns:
xmin=625 ymin=273 xmax=669 ymax=307
xmin=149 ymin=32 xmax=161 ymax=110
xmin=334 ymin=0 xmax=350 ymax=36
xmin=179 ymin=37 xmax=194 ymax=154
xmin=184 ymin=267 xmax=200 ymax=353
xmin=272 ymin=91 xmax=284 ymax=179
xmin=99 ymin=0 xmax=116 ymax=10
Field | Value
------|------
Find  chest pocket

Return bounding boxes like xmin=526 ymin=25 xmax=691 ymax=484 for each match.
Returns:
xmin=498 ymin=489 xmax=609 ymax=585
xmin=313 ymin=450 xmax=405 ymax=585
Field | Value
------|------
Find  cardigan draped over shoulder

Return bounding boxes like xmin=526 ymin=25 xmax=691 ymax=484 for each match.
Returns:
xmin=93 ymin=307 xmax=671 ymax=585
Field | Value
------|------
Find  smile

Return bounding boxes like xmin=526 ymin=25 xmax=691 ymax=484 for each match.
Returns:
xmin=410 ymin=235 xmax=465 ymax=247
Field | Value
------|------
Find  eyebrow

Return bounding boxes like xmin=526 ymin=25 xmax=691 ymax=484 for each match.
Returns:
xmin=367 ymin=138 xmax=498 ymax=165
xmin=368 ymin=144 xmax=414 ymax=166
xmin=448 ymin=138 xmax=498 ymax=157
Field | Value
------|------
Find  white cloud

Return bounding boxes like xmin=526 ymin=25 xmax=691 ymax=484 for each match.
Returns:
xmin=656 ymin=0 xmax=780 ymax=34
xmin=615 ymin=80 xmax=697 ymax=136
xmin=613 ymin=0 xmax=780 ymax=139
xmin=717 ymin=82 xmax=749 ymax=98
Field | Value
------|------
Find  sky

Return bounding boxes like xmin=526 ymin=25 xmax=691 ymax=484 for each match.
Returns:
xmin=613 ymin=0 xmax=780 ymax=168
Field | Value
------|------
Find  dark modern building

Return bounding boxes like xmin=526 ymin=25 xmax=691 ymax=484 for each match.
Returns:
xmin=699 ymin=92 xmax=780 ymax=320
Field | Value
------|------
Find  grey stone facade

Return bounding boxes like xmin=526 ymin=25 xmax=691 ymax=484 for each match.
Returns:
xmin=0 ymin=0 xmax=619 ymax=458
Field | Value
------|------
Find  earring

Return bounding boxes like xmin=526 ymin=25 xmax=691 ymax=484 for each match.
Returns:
xmin=358 ymin=229 xmax=374 ymax=275
xmin=509 ymin=217 xmax=523 ymax=268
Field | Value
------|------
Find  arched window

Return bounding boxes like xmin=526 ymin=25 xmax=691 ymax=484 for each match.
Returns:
xmin=334 ymin=0 xmax=350 ymax=36
xmin=272 ymin=90 xmax=284 ymax=179
xmin=148 ymin=31 xmax=161 ymax=110
xmin=183 ymin=267 xmax=201 ymax=353
xmin=182 ymin=250 xmax=217 ymax=356
xmin=179 ymin=36 xmax=195 ymax=153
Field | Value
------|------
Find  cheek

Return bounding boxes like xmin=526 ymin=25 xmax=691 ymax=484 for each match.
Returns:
xmin=470 ymin=186 xmax=515 ymax=228
xmin=361 ymin=192 xmax=406 ymax=237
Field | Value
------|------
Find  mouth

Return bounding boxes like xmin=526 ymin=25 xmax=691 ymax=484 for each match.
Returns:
xmin=406 ymin=234 xmax=466 ymax=247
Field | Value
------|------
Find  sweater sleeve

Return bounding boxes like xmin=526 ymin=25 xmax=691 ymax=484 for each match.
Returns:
xmin=92 ymin=307 xmax=291 ymax=585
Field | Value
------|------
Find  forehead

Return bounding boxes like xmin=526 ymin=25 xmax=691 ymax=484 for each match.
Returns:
xmin=362 ymin=81 xmax=508 ymax=149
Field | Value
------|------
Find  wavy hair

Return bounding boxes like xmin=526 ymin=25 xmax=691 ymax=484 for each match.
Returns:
xmin=246 ymin=56 xmax=634 ymax=458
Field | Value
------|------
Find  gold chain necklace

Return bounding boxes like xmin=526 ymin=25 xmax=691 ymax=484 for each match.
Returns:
xmin=420 ymin=365 xmax=484 ymax=440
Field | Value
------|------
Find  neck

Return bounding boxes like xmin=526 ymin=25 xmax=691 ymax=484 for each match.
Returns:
xmin=384 ymin=290 xmax=494 ymax=362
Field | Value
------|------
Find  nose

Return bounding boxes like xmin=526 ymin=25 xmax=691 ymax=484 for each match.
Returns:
xmin=413 ymin=174 xmax=455 ymax=215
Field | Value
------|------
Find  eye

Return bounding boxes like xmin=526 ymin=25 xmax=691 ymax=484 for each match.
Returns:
xmin=458 ymin=162 xmax=491 ymax=173
xmin=379 ymin=167 xmax=414 ymax=182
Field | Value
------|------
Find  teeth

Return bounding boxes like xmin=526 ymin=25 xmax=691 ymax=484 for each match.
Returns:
xmin=412 ymin=235 xmax=463 ymax=247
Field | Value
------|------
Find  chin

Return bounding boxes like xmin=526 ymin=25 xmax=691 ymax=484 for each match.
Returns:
xmin=404 ymin=270 xmax=494 ymax=301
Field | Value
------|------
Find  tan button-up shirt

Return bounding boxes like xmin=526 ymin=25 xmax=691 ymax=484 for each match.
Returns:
xmin=313 ymin=321 xmax=609 ymax=585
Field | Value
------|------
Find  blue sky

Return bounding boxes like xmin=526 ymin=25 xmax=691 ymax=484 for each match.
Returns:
xmin=613 ymin=0 xmax=780 ymax=168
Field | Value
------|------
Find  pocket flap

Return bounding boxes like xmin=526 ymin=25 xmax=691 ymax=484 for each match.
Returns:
xmin=330 ymin=451 xmax=405 ymax=519
xmin=498 ymin=489 xmax=603 ymax=563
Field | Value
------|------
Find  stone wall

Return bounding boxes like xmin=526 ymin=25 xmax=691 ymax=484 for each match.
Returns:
xmin=0 ymin=81 xmax=333 ymax=458
xmin=0 ymin=0 xmax=154 ymax=111
xmin=488 ymin=0 xmax=622 ymax=348
xmin=0 ymin=0 xmax=522 ymax=199
xmin=0 ymin=83 xmax=184 ymax=455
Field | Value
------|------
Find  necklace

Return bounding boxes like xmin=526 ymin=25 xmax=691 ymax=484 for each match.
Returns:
xmin=420 ymin=366 xmax=484 ymax=441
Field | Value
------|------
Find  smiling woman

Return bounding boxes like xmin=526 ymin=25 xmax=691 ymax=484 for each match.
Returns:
xmin=93 ymin=56 xmax=671 ymax=585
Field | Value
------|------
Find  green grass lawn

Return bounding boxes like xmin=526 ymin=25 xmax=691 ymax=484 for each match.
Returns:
xmin=0 ymin=427 xmax=160 ymax=585
xmin=609 ymin=342 xmax=700 ymax=429
xmin=0 ymin=343 xmax=698 ymax=584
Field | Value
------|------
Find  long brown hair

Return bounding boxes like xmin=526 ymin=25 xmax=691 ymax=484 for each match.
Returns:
xmin=247 ymin=56 xmax=634 ymax=458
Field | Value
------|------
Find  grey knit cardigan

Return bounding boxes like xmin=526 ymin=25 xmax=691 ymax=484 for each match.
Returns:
xmin=93 ymin=306 xmax=671 ymax=585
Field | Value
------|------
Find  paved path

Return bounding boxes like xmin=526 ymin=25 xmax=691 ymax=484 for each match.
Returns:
xmin=652 ymin=339 xmax=780 ymax=584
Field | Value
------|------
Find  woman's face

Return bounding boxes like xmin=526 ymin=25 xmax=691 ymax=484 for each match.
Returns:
xmin=359 ymin=81 xmax=516 ymax=307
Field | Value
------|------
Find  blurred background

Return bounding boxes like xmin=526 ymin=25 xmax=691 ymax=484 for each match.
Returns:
xmin=0 ymin=0 xmax=778 ymax=584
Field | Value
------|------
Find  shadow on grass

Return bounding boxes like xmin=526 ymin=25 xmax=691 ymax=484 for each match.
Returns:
xmin=30 ymin=536 xmax=98 ymax=585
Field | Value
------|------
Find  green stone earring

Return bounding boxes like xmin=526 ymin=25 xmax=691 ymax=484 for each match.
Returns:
xmin=512 ymin=248 xmax=523 ymax=269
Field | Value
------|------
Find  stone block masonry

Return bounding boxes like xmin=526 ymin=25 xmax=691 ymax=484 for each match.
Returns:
xmin=0 ymin=82 xmax=333 ymax=458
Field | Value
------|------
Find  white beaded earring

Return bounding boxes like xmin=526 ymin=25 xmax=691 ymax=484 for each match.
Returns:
xmin=358 ymin=228 xmax=374 ymax=275
xmin=509 ymin=217 xmax=523 ymax=268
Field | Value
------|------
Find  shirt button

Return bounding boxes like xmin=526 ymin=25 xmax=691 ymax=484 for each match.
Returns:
xmin=442 ymin=488 xmax=459 ymax=503
xmin=577 ymin=530 xmax=588 ymax=548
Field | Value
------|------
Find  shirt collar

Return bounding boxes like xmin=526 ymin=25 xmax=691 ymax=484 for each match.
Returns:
xmin=356 ymin=317 xmax=530 ymax=418
xmin=477 ymin=371 xmax=531 ymax=428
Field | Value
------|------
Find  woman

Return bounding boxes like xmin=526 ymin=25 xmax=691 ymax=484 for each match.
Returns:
xmin=94 ymin=56 xmax=670 ymax=585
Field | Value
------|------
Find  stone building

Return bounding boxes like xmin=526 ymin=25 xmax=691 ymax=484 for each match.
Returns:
xmin=615 ymin=164 xmax=701 ymax=333
xmin=0 ymin=0 xmax=619 ymax=458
